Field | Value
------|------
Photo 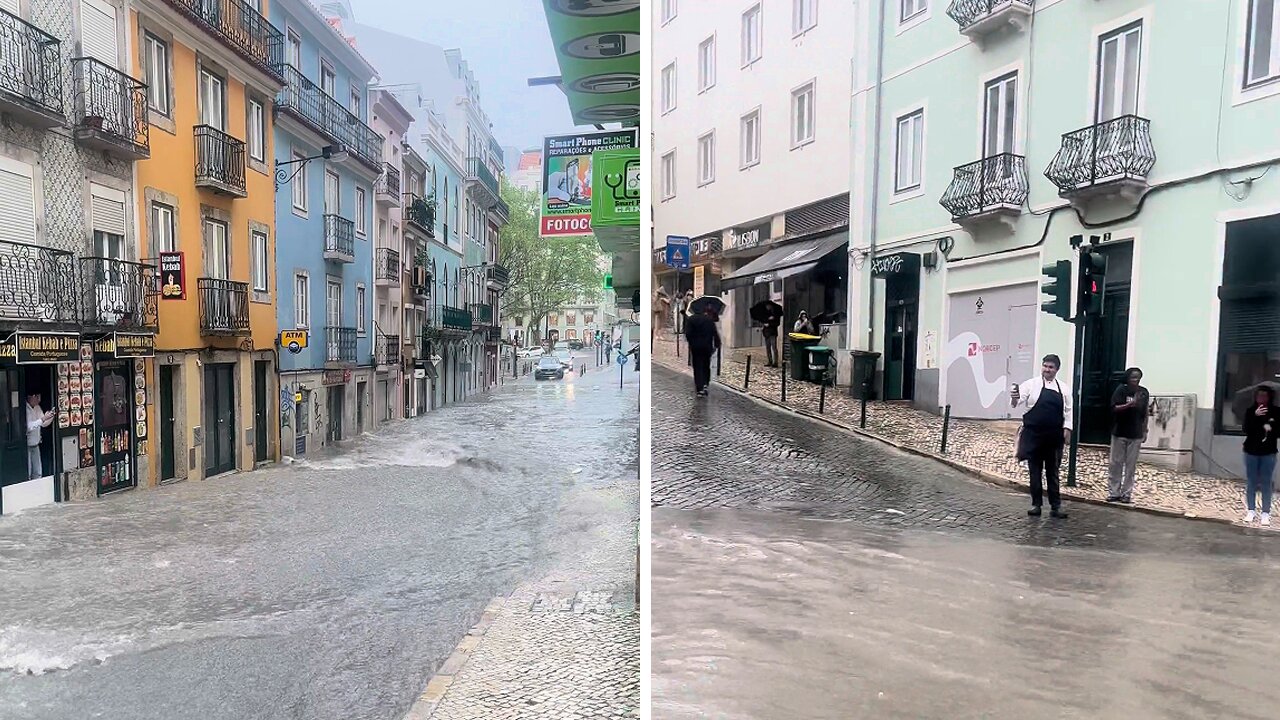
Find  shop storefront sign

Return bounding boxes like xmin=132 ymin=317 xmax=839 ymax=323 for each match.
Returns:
xmin=540 ymin=128 xmax=638 ymax=238
xmin=159 ymin=252 xmax=185 ymax=300
xmin=694 ymin=266 xmax=705 ymax=296
xmin=322 ymin=369 xmax=349 ymax=386
xmin=6 ymin=332 xmax=81 ymax=364
xmin=93 ymin=333 xmax=155 ymax=359
xmin=728 ymin=222 xmax=771 ymax=251
xmin=691 ymin=235 xmax=721 ymax=264
xmin=590 ymin=147 xmax=639 ymax=228
xmin=870 ymin=252 xmax=921 ymax=278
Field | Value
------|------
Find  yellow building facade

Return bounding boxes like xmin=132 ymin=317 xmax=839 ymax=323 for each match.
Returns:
xmin=129 ymin=0 xmax=285 ymax=483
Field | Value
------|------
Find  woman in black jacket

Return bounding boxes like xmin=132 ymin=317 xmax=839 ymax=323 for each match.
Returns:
xmin=1242 ymin=385 xmax=1279 ymax=526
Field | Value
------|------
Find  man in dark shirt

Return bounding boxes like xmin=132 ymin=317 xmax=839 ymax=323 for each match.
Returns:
xmin=684 ymin=306 xmax=721 ymax=397
xmin=1107 ymin=367 xmax=1151 ymax=503
xmin=762 ymin=305 xmax=781 ymax=368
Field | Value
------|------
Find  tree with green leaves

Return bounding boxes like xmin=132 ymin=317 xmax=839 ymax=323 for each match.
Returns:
xmin=498 ymin=180 xmax=603 ymax=344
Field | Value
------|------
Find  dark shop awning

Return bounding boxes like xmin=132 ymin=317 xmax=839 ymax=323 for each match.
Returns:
xmin=720 ymin=232 xmax=848 ymax=291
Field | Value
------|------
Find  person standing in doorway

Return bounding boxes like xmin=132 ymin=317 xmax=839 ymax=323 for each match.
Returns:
xmin=1242 ymin=385 xmax=1279 ymax=526
xmin=762 ymin=305 xmax=782 ymax=368
xmin=684 ymin=305 xmax=721 ymax=397
xmin=1011 ymin=355 xmax=1072 ymax=519
xmin=793 ymin=310 xmax=816 ymax=335
xmin=1107 ymin=367 xmax=1152 ymax=504
xmin=25 ymin=392 xmax=55 ymax=480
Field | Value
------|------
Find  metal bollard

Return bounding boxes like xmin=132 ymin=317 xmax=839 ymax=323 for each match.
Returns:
xmin=716 ymin=347 xmax=721 ymax=377
xmin=860 ymin=382 xmax=868 ymax=429
xmin=744 ymin=355 xmax=752 ymax=390
xmin=819 ymin=382 xmax=826 ymax=414
xmin=781 ymin=361 xmax=788 ymax=403
xmin=940 ymin=404 xmax=951 ymax=454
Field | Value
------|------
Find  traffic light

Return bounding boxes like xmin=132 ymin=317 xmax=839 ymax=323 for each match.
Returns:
xmin=603 ymin=273 xmax=613 ymax=290
xmin=1077 ymin=249 xmax=1108 ymax=317
xmin=1041 ymin=260 xmax=1072 ymax=321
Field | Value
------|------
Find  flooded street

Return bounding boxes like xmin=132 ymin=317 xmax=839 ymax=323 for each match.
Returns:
xmin=0 ymin=368 xmax=637 ymax=720
xmin=652 ymin=368 xmax=1280 ymax=720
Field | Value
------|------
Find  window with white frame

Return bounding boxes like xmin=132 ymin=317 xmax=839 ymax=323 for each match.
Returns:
xmin=1096 ymin=21 xmax=1142 ymax=121
xmin=791 ymin=82 xmax=815 ymax=147
xmin=794 ymin=0 xmax=817 ymax=34
xmin=740 ymin=109 xmax=761 ymax=168
xmin=1246 ymin=0 xmax=1280 ymax=87
xmin=248 ymin=98 xmax=265 ymax=162
xmin=294 ymin=273 xmax=310 ymax=327
xmin=326 ymin=279 xmax=342 ymax=326
xmin=983 ymin=72 xmax=1017 ymax=157
xmin=205 ymin=219 xmax=230 ymax=279
xmin=894 ymin=109 xmax=925 ymax=193
xmin=291 ymin=151 xmax=308 ymax=211
xmin=742 ymin=4 xmax=763 ymax=65
xmin=151 ymin=202 xmax=175 ymax=253
xmin=356 ymin=284 xmax=367 ymax=334
xmin=661 ymin=0 xmax=676 ymax=24
xmin=355 ymin=187 xmax=368 ymax=235
xmin=661 ymin=62 xmax=677 ymax=113
xmin=660 ymin=150 xmax=676 ymax=200
xmin=698 ymin=36 xmax=716 ymax=92
xmin=697 ymin=131 xmax=715 ymax=186
xmin=252 ymin=229 xmax=268 ymax=292
xmin=287 ymin=31 xmax=301 ymax=67
xmin=0 ymin=157 xmax=36 ymax=246
xmin=901 ymin=0 xmax=927 ymax=23
xmin=144 ymin=33 xmax=170 ymax=114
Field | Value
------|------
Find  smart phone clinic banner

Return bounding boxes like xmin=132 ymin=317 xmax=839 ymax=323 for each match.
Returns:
xmin=540 ymin=128 xmax=638 ymax=238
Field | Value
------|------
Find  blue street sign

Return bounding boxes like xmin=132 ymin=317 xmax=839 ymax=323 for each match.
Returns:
xmin=617 ymin=352 xmax=629 ymax=366
xmin=665 ymin=235 xmax=691 ymax=269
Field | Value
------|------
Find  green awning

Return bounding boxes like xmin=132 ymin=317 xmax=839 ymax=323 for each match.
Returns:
xmin=541 ymin=1 xmax=640 ymax=126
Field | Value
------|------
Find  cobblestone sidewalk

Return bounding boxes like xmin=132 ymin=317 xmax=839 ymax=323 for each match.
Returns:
xmin=653 ymin=335 xmax=1266 ymax=528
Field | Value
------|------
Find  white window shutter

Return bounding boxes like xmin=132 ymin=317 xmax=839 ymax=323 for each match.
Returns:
xmin=0 ymin=0 xmax=23 ymax=16
xmin=80 ymin=0 xmax=119 ymax=66
xmin=0 ymin=162 xmax=36 ymax=247
xmin=90 ymin=185 xmax=127 ymax=236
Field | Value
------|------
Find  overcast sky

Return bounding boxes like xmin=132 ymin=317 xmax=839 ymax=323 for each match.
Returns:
xmin=349 ymin=0 xmax=575 ymax=153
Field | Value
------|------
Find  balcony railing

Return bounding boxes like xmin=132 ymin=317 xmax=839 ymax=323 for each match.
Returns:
xmin=404 ymin=193 xmax=434 ymax=234
xmin=0 ymin=9 xmax=63 ymax=124
xmin=947 ymin=0 xmax=1033 ymax=35
xmin=1045 ymin=115 xmax=1155 ymax=196
xmin=325 ymin=326 xmax=356 ymax=364
xmin=162 ymin=0 xmax=284 ymax=80
xmin=424 ymin=303 xmax=472 ymax=337
xmin=79 ymin=257 xmax=158 ymax=331
xmin=0 ymin=239 xmax=77 ymax=324
xmin=469 ymin=302 xmax=494 ymax=326
xmin=324 ymin=214 xmax=355 ymax=262
xmin=276 ymin=64 xmax=382 ymax=170
xmin=376 ymin=163 xmax=400 ymax=199
xmin=72 ymin=57 xmax=149 ymax=159
xmin=939 ymin=153 xmax=1029 ymax=222
xmin=375 ymin=333 xmax=400 ymax=368
xmin=486 ymin=264 xmax=510 ymax=288
xmin=198 ymin=277 xmax=250 ymax=335
xmin=195 ymin=124 xmax=247 ymax=197
xmin=375 ymin=247 xmax=400 ymax=284
xmin=467 ymin=156 xmax=500 ymax=197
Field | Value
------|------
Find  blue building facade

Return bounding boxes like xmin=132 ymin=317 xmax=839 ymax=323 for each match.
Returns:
xmin=272 ymin=0 xmax=382 ymax=454
xmin=421 ymin=113 xmax=467 ymax=408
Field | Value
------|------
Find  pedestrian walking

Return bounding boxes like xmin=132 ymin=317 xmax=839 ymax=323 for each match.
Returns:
xmin=762 ymin=305 xmax=781 ymax=367
xmin=1107 ymin=367 xmax=1152 ymax=504
xmin=1011 ymin=355 xmax=1072 ymax=519
xmin=25 ymin=392 xmax=54 ymax=480
xmin=684 ymin=305 xmax=721 ymax=397
xmin=1242 ymin=384 xmax=1279 ymax=526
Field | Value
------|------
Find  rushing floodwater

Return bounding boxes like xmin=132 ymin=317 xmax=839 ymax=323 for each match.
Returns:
xmin=0 ymin=370 xmax=637 ymax=720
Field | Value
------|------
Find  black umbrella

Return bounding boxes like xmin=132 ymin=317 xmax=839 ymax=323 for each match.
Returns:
xmin=688 ymin=295 xmax=726 ymax=316
xmin=1233 ymin=381 xmax=1280 ymax=423
xmin=810 ymin=311 xmax=846 ymax=327
xmin=749 ymin=300 xmax=783 ymax=323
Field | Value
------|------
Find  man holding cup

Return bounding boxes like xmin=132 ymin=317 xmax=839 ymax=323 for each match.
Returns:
xmin=1011 ymin=355 xmax=1072 ymax=519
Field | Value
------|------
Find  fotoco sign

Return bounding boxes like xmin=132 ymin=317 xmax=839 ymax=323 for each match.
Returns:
xmin=540 ymin=128 xmax=638 ymax=238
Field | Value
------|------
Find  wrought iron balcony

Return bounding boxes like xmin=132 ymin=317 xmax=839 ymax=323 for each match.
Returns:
xmin=325 ymin=326 xmax=357 ymax=364
xmin=376 ymin=163 xmax=401 ymax=204
xmin=484 ymin=325 xmax=503 ymax=344
xmin=0 ymin=239 xmax=77 ymax=325
xmin=375 ymin=247 xmax=401 ymax=286
xmin=79 ymin=257 xmax=158 ymax=331
xmin=0 ymin=9 xmax=63 ymax=127
xmin=466 ymin=157 xmax=501 ymax=207
xmin=161 ymin=0 xmax=284 ymax=80
xmin=403 ymin=193 xmax=434 ymax=235
xmin=939 ymin=153 xmax=1029 ymax=224
xmin=423 ymin=303 xmax=472 ymax=338
xmin=195 ymin=124 xmax=247 ymax=197
xmin=198 ymin=277 xmax=250 ymax=335
xmin=374 ymin=332 xmax=400 ymax=369
xmin=276 ymin=64 xmax=382 ymax=171
xmin=72 ymin=57 xmax=149 ymax=159
xmin=486 ymin=263 xmax=510 ymax=289
xmin=469 ymin=302 xmax=494 ymax=326
xmin=324 ymin=214 xmax=355 ymax=263
xmin=947 ymin=0 xmax=1033 ymax=39
xmin=1045 ymin=115 xmax=1155 ymax=199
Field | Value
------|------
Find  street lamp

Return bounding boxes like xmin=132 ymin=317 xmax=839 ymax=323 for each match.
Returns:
xmin=275 ymin=144 xmax=350 ymax=190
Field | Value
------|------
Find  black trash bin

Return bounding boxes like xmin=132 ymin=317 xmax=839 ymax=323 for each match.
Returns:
xmin=806 ymin=346 xmax=832 ymax=383
xmin=850 ymin=350 xmax=880 ymax=399
xmin=787 ymin=333 xmax=820 ymax=381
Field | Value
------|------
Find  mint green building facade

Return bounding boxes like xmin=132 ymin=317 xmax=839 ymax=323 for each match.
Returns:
xmin=847 ymin=0 xmax=1280 ymax=477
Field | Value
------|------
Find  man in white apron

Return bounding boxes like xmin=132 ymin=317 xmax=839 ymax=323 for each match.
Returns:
xmin=1011 ymin=354 xmax=1072 ymax=519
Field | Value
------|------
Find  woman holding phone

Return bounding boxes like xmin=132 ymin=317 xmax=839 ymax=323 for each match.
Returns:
xmin=1242 ymin=384 xmax=1280 ymax=526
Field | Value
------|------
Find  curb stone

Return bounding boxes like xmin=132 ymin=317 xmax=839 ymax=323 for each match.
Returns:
xmin=655 ymin=355 xmax=1251 ymax=531
xmin=402 ymin=597 xmax=506 ymax=720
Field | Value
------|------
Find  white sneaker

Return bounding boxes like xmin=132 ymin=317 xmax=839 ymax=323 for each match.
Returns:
xmin=1263 ymin=514 xmax=1272 ymax=527
xmin=1245 ymin=510 xmax=1257 ymax=523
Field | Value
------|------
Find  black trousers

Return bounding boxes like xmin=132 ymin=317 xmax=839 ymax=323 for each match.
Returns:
xmin=1027 ymin=443 xmax=1063 ymax=509
xmin=763 ymin=333 xmax=778 ymax=366
xmin=691 ymin=348 xmax=713 ymax=391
